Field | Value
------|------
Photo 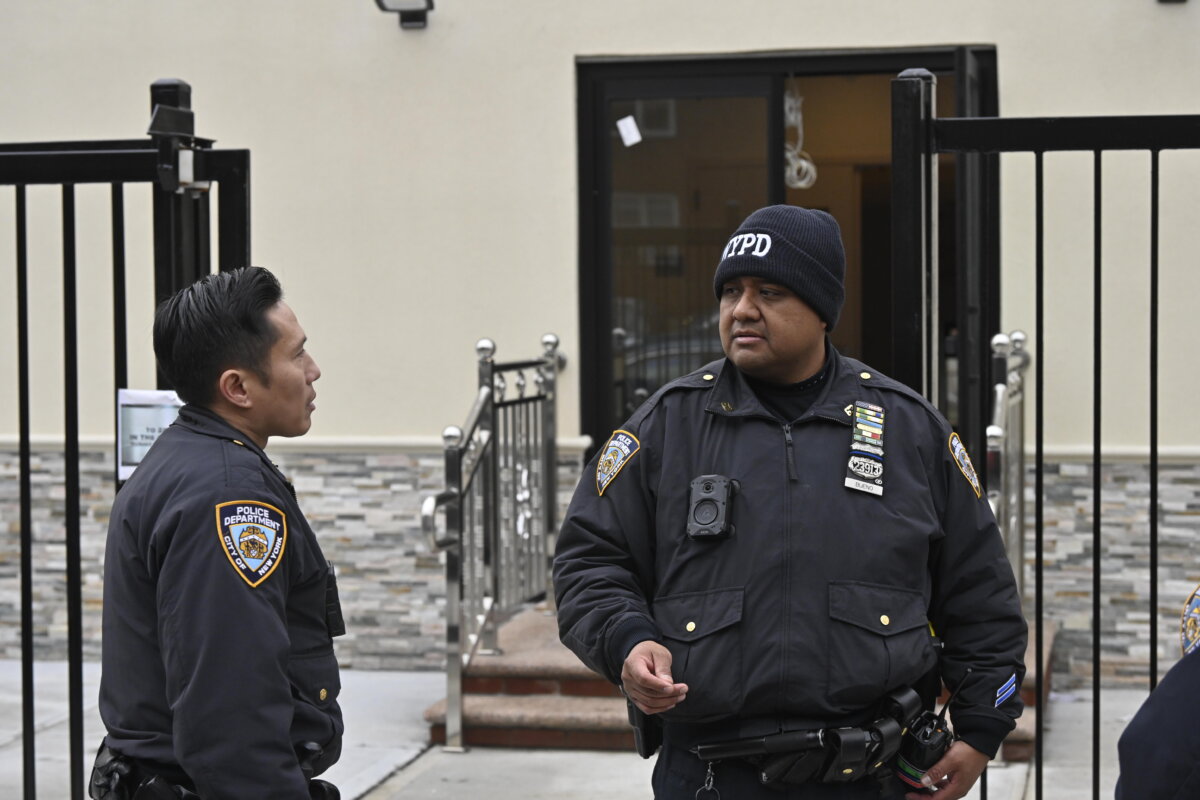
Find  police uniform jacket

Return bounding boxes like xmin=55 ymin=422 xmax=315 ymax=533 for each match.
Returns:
xmin=99 ymin=405 xmax=343 ymax=799
xmin=1114 ymin=648 xmax=1200 ymax=800
xmin=553 ymin=348 xmax=1026 ymax=758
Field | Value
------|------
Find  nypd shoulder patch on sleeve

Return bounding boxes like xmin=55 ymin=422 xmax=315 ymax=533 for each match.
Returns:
xmin=596 ymin=430 xmax=640 ymax=496
xmin=215 ymin=500 xmax=288 ymax=588
xmin=1182 ymin=582 xmax=1200 ymax=656
xmin=948 ymin=433 xmax=982 ymax=499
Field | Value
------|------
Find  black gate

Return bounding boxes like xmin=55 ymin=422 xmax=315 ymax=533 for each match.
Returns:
xmin=1 ymin=79 xmax=250 ymax=800
xmin=892 ymin=67 xmax=1200 ymax=800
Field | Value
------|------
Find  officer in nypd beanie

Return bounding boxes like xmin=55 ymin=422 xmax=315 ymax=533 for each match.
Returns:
xmin=554 ymin=203 xmax=1026 ymax=800
xmin=713 ymin=204 xmax=845 ymax=332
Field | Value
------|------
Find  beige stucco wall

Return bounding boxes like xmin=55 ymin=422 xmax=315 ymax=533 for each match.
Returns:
xmin=0 ymin=0 xmax=1197 ymax=453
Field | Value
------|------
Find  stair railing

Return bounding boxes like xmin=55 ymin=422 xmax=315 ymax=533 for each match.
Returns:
xmin=421 ymin=335 xmax=562 ymax=751
xmin=985 ymin=331 xmax=1031 ymax=599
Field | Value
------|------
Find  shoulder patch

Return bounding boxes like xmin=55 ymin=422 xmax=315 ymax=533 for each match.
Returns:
xmin=215 ymin=500 xmax=287 ymax=587
xmin=596 ymin=430 xmax=640 ymax=496
xmin=1182 ymin=582 xmax=1200 ymax=656
xmin=948 ymin=433 xmax=982 ymax=498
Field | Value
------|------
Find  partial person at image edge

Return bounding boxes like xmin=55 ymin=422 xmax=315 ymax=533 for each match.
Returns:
xmin=1114 ymin=640 xmax=1200 ymax=798
xmin=553 ymin=204 xmax=1027 ymax=799
xmin=90 ymin=267 xmax=344 ymax=800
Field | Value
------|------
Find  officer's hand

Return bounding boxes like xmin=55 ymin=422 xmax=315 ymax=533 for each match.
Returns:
xmin=905 ymin=740 xmax=989 ymax=800
xmin=621 ymin=640 xmax=687 ymax=715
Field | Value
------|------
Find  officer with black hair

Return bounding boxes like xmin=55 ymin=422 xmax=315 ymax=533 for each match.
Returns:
xmin=553 ymin=205 xmax=1027 ymax=799
xmin=91 ymin=266 xmax=343 ymax=800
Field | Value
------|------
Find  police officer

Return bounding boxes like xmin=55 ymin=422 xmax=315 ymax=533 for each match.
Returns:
xmin=553 ymin=206 xmax=1027 ymax=799
xmin=1114 ymin=584 xmax=1200 ymax=799
xmin=91 ymin=267 xmax=344 ymax=800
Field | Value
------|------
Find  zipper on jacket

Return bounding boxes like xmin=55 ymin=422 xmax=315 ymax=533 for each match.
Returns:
xmin=782 ymin=423 xmax=798 ymax=481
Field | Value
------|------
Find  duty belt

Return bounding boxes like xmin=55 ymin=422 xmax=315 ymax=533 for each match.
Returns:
xmin=689 ymin=688 xmax=923 ymax=787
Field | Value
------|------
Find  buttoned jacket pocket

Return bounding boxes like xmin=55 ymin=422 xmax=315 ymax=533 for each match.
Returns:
xmin=826 ymin=581 xmax=936 ymax=707
xmin=653 ymin=586 xmax=744 ymax=722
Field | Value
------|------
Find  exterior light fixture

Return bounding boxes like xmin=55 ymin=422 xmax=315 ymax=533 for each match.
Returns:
xmin=375 ymin=0 xmax=434 ymax=28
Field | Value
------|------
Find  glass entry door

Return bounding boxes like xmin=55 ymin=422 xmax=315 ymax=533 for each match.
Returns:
xmin=602 ymin=78 xmax=772 ymax=423
xmin=577 ymin=49 xmax=997 ymax=452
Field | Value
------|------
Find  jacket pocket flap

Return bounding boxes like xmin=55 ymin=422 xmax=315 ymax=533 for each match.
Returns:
xmin=828 ymin=582 xmax=927 ymax=637
xmin=654 ymin=587 xmax=743 ymax=643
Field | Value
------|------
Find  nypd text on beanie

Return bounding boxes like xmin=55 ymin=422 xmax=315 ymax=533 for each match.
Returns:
xmin=712 ymin=205 xmax=847 ymax=330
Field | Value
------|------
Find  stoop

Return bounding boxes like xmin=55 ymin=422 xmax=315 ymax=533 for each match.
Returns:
xmin=424 ymin=605 xmax=633 ymax=750
xmin=425 ymin=608 xmax=1054 ymax=759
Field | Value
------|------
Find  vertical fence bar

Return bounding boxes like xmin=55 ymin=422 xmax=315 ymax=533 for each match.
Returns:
xmin=112 ymin=183 xmax=129 ymax=497
xmin=214 ymin=151 xmax=251 ymax=272
xmin=442 ymin=430 xmax=465 ymax=752
xmin=112 ymin=183 xmax=128 ymax=391
xmin=515 ymin=398 xmax=523 ymax=604
xmin=1148 ymin=150 xmax=1160 ymax=691
xmin=1090 ymin=151 xmax=1102 ymax=800
xmin=504 ymin=402 xmax=513 ymax=609
xmin=521 ymin=395 xmax=532 ymax=599
xmin=483 ymin=430 xmax=497 ymax=648
xmin=531 ymin=392 xmax=543 ymax=599
xmin=62 ymin=183 xmax=85 ymax=800
xmin=479 ymin=344 xmax=498 ymax=651
xmin=1034 ymin=151 xmax=1045 ymax=800
xmin=541 ymin=335 xmax=559 ymax=607
xmin=16 ymin=185 xmax=36 ymax=800
xmin=890 ymin=69 xmax=936 ymax=394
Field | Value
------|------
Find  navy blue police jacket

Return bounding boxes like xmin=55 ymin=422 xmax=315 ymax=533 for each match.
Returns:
xmin=99 ymin=405 xmax=343 ymax=799
xmin=554 ymin=348 xmax=1026 ymax=758
xmin=1115 ymin=647 xmax=1200 ymax=799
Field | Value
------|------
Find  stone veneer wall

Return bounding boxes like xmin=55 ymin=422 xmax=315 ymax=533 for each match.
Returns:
xmin=0 ymin=445 xmax=587 ymax=670
xmin=1031 ymin=460 xmax=1200 ymax=688
xmin=2 ymin=448 xmax=1199 ymax=683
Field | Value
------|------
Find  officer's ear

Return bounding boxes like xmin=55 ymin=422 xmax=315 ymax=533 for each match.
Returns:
xmin=217 ymin=368 xmax=254 ymax=409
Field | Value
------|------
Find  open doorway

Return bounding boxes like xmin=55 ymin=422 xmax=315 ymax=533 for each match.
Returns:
xmin=577 ymin=48 xmax=996 ymax=451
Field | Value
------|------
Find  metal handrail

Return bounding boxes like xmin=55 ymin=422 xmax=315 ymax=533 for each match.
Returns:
xmin=986 ymin=331 xmax=1031 ymax=599
xmin=422 ymin=334 xmax=562 ymax=752
xmin=421 ymin=489 xmax=459 ymax=550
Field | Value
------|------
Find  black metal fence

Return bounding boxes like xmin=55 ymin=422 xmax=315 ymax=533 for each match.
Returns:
xmin=1 ymin=79 xmax=250 ymax=799
xmin=892 ymin=67 xmax=1200 ymax=800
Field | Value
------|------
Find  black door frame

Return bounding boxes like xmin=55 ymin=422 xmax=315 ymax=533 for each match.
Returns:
xmin=577 ymin=46 xmax=999 ymax=452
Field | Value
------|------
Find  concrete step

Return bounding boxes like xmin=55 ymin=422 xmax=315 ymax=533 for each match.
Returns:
xmin=424 ymin=694 xmax=632 ymax=750
xmin=423 ymin=606 xmax=630 ymax=750
xmin=460 ymin=605 xmax=620 ymax=699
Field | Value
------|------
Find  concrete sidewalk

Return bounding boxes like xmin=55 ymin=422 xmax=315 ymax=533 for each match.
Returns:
xmin=357 ymin=689 xmax=1147 ymax=800
xmin=0 ymin=661 xmax=441 ymax=799
xmin=1 ymin=660 xmax=1144 ymax=800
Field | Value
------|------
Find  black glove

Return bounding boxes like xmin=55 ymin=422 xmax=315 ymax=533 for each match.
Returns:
xmin=309 ymin=779 xmax=340 ymax=800
xmin=89 ymin=744 xmax=133 ymax=800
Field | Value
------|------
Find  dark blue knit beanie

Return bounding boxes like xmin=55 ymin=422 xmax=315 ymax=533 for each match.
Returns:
xmin=712 ymin=205 xmax=846 ymax=330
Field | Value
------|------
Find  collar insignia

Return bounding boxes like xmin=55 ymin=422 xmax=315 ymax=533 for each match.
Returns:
xmin=596 ymin=430 xmax=640 ymax=496
xmin=215 ymin=500 xmax=287 ymax=587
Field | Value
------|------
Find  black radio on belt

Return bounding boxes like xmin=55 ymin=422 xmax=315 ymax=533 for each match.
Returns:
xmin=686 ymin=474 xmax=738 ymax=540
xmin=894 ymin=669 xmax=972 ymax=791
